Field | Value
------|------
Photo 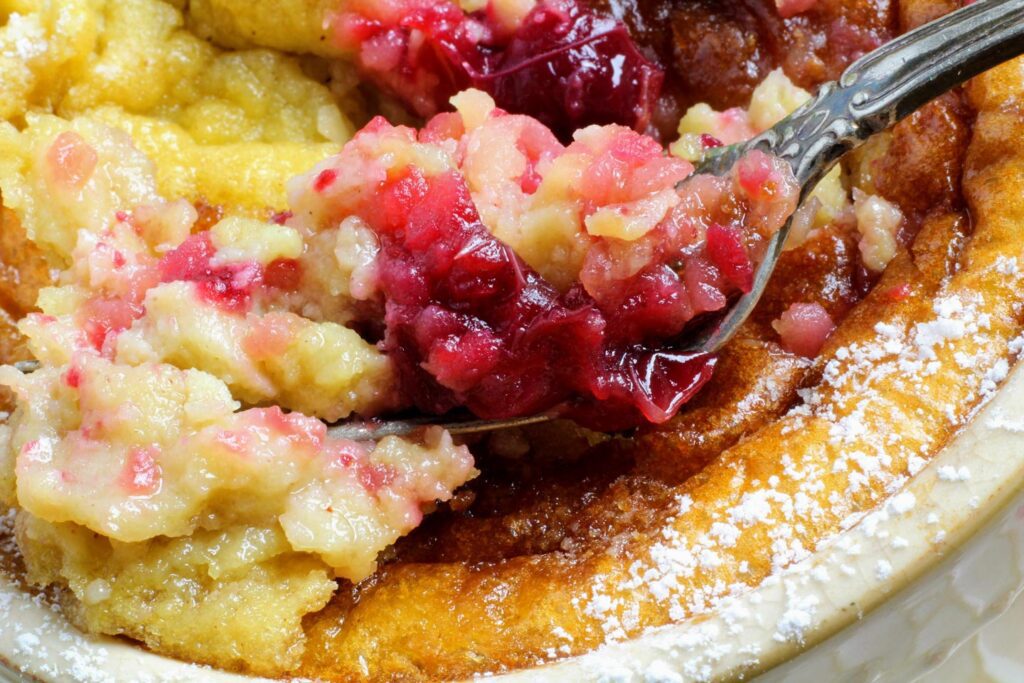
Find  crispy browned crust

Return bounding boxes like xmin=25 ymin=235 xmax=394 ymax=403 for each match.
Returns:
xmin=0 ymin=207 xmax=52 ymax=351
xmin=597 ymin=0 xmax=902 ymax=136
xmin=0 ymin=205 xmax=56 ymax=412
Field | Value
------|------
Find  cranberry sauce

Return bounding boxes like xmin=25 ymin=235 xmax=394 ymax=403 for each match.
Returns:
xmin=332 ymin=0 xmax=663 ymax=140
xmin=158 ymin=233 xmax=262 ymax=313
xmin=289 ymin=109 xmax=799 ymax=429
xmin=366 ymin=167 xmax=715 ymax=430
xmin=158 ymin=234 xmax=302 ymax=313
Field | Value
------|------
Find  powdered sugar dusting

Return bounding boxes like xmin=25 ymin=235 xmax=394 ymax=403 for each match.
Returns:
xmin=572 ymin=254 xmax=1023 ymax=675
xmin=937 ymin=466 xmax=971 ymax=482
xmin=988 ymin=407 xmax=1024 ymax=433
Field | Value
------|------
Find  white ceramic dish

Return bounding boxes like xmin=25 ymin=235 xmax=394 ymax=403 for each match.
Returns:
xmin=2 ymin=355 xmax=1023 ymax=682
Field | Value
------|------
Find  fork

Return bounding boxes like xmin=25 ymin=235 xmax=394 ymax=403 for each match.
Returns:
xmin=13 ymin=0 xmax=1024 ymax=440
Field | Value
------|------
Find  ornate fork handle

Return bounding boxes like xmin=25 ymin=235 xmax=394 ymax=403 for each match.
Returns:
xmin=776 ymin=0 xmax=1024 ymax=188
xmin=690 ymin=0 xmax=1024 ymax=353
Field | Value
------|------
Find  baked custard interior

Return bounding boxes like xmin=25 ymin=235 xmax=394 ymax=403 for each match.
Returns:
xmin=1 ymin=0 xmax=1023 ymax=680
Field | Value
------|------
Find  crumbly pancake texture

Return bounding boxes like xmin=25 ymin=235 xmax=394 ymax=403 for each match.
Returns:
xmin=0 ymin=0 xmax=357 ymax=214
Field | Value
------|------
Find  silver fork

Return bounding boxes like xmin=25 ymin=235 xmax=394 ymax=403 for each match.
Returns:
xmin=686 ymin=0 xmax=1024 ymax=355
xmin=13 ymin=0 xmax=1024 ymax=440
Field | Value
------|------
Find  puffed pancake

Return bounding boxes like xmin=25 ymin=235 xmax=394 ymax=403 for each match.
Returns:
xmin=1 ymin=0 xmax=1022 ymax=681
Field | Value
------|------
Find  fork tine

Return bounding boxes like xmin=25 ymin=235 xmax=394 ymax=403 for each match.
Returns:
xmin=13 ymin=360 xmax=39 ymax=374
xmin=10 ymin=358 xmax=548 ymax=438
xmin=327 ymin=413 xmax=554 ymax=441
